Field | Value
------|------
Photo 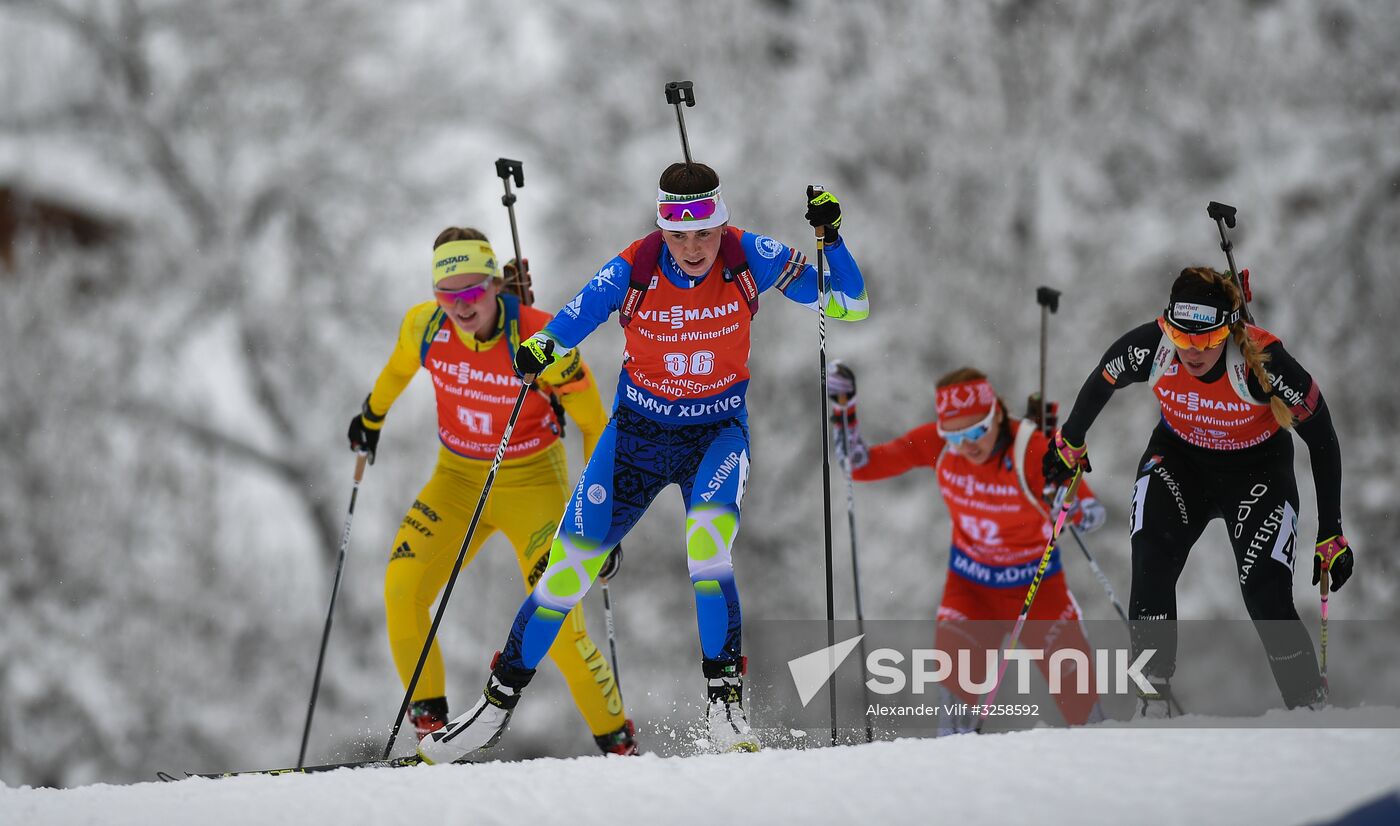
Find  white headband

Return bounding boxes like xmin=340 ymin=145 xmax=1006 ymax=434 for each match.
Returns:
xmin=655 ymin=186 xmax=730 ymax=232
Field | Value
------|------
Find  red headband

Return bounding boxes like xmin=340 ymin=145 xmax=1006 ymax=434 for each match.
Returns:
xmin=936 ymin=378 xmax=996 ymax=419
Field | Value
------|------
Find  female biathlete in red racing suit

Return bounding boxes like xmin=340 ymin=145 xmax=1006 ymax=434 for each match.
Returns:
xmin=1043 ymin=267 xmax=1355 ymax=715
xmin=830 ymin=364 xmax=1108 ymax=732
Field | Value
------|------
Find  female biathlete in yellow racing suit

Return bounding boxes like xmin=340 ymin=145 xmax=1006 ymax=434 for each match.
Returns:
xmin=347 ymin=226 xmax=636 ymax=755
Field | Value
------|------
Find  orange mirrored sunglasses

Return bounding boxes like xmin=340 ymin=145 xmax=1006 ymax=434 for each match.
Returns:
xmin=1160 ymin=318 xmax=1231 ymax=350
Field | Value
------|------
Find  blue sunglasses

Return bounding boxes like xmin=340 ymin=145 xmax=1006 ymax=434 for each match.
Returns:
xmin=937 ymin=406 xmax=997 ymax=446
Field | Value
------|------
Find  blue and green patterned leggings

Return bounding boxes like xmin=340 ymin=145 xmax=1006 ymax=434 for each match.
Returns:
xmin=500 ymin=406 xmax=749 ymax=673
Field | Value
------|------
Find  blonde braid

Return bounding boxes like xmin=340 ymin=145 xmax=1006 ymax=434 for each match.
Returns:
xmin=1201 ymin=269 xmax=1295 ymax=429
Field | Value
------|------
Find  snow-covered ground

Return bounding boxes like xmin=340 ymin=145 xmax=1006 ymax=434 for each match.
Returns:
xmin=4 ymin=711 xmax=1398 ymax=826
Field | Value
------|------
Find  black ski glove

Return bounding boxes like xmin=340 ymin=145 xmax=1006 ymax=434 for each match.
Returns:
xmin=1041 ymin=429 xmax=1090 ymax=493
xmin=347 ymin=394 xmax=385 ymax=464
xmin=1312 ymin=535 xmax=1354 ymax=592
xmin=514 ymin=332 xmax=557 ymax=378
xmin=826 ymin=361 xmax=868 ymax=469
xmin=806 ymin=186 xmax=842 ymax=245
xmin=598 ymin=545 xmax=623 ymax=581
xmin=827 ymin=360 xmax=857 ymax=409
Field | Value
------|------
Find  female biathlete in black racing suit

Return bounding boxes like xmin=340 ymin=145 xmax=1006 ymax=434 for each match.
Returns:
xmin=1043 ymin=267 xmax=1356 ymax=715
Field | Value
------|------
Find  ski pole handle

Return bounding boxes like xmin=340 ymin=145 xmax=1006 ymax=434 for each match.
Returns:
xmin=809 ymin=184 xmax=828 ymax=240
xmin=353 ymin=451 xmax=369 ymax=482
xmin=1054 ymin=468 xmax=1086 ymax=516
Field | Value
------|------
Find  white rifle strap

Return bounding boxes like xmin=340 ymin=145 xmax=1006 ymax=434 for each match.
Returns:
xmin=1146 ymin=332 xmax=1176 ymax=390
xmin=1225 ymin=337 xmax=1265 ymax=405
xmin=1011 ymin=419 xmax=1051 ymax=523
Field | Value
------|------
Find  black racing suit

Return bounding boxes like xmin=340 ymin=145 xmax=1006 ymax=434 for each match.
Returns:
xmin=1061 ymin=321 xmax=1343 ymax=708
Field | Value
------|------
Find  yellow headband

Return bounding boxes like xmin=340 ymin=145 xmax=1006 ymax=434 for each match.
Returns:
xmin=432 ymin=239 xmax=499 ymax=286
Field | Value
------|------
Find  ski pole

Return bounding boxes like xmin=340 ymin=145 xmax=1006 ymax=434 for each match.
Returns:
xmin=1028 ymin=285 xmax=1118 ymax=629
xmin=1320 ymin=567 xmax=1330 ymax=697
xmin=664 ymin=80 xmax=696 ymax=163
xmin=1065 ymin=525 xmax=1128 ymax=625
xmin=381 ymin=377 xmax=538 ymax=759
xmin=1034 ymin=287 xmax=1126 ymax=622
xmin=834 ymin=402 xmax=873 ymax=742
xmin=1206 ymin=201 xmax=1253 ymax=323
xmin=1032 ymin=286 xmax=1181 ymax=714
xmin=599 ymin=575 xmax=625 ymax=708
xmin=976 ymin=469 xmax=1085 ymax=732
xmin=297 ymin=451 xmax=369 ymax=767
xmin=810 ymin=186 xmax=838 ymax=746
xmin=495 ymin=158 xmax=531 ymax=304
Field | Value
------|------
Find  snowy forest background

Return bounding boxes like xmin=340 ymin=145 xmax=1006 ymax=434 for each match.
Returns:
xmin=1 ymin=0 xmax=1397 ymax=788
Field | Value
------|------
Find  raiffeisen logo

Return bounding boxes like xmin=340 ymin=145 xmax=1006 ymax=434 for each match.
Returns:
xmin=787 ymin=635 xmax=1156 ymax=707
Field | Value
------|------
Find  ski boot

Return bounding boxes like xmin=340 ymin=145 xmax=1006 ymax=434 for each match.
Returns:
xmin=704 ymin=659 xmax=760 ymax=753
xmin=1135 ymin=679 xmax=1175 ymax=720
xmin=418 ymin=657 xmax=534 ymax=764
xmin=1288 ymin=682 xmax=1330 ymax=710
xmin=594 ymin=719 xmax=640 ymax=756
xmin=408 ymin=697 xmax=449 ymax=742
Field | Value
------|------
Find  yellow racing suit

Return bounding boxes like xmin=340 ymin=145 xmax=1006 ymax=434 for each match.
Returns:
xmin=367 ymin=296 xmax=624 ymax=737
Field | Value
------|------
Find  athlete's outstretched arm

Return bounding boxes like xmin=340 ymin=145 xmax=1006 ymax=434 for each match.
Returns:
xmin=366 ymin=303 xmax=434 ymax=415
xmin=741 ymin=232 xmax=868 ymax=321
xmin=539 ymin=256 xmax=631 ymax=352
xmin=852 ymin=422 xmax=943 ymax=482
xmin=1264 ymin=342 xmax=1343 ymax=540
xmin=1059 ymin=321 xmax=1160 ymax=445
xmin=1295 ymin=401 xmax=1344 ymax=540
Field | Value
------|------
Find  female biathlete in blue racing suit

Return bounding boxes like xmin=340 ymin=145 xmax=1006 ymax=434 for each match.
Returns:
xmin=419 ymin=162 xmax=869 ymax=762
